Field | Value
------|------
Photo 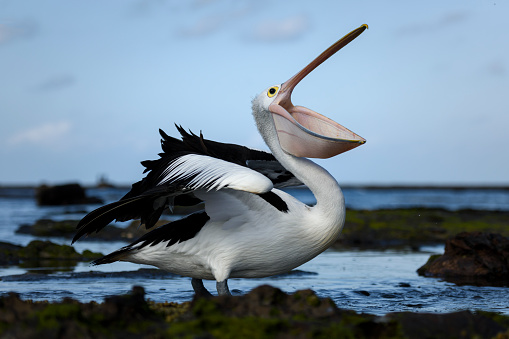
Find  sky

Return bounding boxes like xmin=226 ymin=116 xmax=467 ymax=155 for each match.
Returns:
xmin=1 ymin=0 xmax=508 ymax=186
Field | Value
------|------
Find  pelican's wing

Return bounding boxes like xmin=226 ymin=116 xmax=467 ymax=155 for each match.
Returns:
xmin=72 ymin=126 xmax=302 ymax=243
xmin=73 ymin=150 xmax=273 ymax=243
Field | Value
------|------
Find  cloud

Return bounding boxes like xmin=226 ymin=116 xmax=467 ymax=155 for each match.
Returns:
xmin=177 ymin=5 xmax=252 ymax=38
xmin=250 ymin=14 xmax=309 ymax=42
xmin=0 ymin=20 xmax=37 ymax=45
xmin=8 ymin=121 xmax=72 ymax=146
xmin=178 ymin=13 xmax=229 ymax=37
xmin=34 ymin=75 xmax=76 ymax=92
xmin=394 ymin=11 xmax=469 ymax=37
xmin=486 ymin=60 xmax=506 ymax=77
xmin=129 ymin=0 xmax=170 ymax=18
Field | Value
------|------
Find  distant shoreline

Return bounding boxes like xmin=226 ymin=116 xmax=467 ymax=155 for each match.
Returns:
xmin=1 ymin=184 xmax=509 ymax=191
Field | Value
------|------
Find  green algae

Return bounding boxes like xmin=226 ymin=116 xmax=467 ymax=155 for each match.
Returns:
xmin=162 ymin=287 xmax=404 ymax=339
xmin=338 ymin=208 xmax=509 ymax=248
xmin=416 ymin=254 xmax=442 ymax=275
xmin=1 ymin=286 xmax=508 ymax=338
xmin=148 ymin=300 xmax=191 ymax=323
xmin=19 ymin=240 xmax=82 ymax=260
xmin=81 ymin=249 xmax=103 ymax=260
xmin=33 ymin=302 xmax=84 ymax=330
xmin=166 ymin=314 xmax=291 ymax=339
xmin=0 ymin=240 xmax=104 ymax=270
xmin=477 ymin=311 xmax=509 ymax=329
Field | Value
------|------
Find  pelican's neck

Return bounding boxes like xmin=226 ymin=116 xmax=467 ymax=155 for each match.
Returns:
xmin=253 ymin=103 xmax=344 ymax=216
xmin=270 ymin=135 xmax=344 ymax=215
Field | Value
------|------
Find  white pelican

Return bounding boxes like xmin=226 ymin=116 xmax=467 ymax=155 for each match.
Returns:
xmin=73 ymin=24 xmax=368 ymax=296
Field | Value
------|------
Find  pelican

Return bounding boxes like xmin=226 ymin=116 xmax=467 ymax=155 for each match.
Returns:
xmin=73 ymin=24 xmax=368 ymax=296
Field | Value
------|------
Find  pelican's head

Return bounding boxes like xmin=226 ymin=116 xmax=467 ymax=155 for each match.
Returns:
xmin=253 ymin=24 xmax=368 ymax=159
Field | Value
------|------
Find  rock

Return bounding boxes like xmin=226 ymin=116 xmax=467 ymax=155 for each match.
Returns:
xmin=15 ymin=218 xmax=157 ymax=241
xmin=195 ymin=285 xmax=338 ymax=319
xmin=0 ymin=285 xmax=507 ymax=338
xmin=16 ymin=219 xmax=79 ymax=237
xmin=0 ymin=240 xmax=103 ymax=269
xmin=0 ymin=286 xmax=162 ymax=338
xmin=336 ymin=208 xmax=509 ymax=249
xmin=36 ymin=183 xmax=103 ymax=206
xmin=0 ymin=242 xmax=23 ymax=265
xmin=387 ymin=310 xmax=507 ymax=339
xmin=417 ymin=232 xmax=509 ymax=286
xmin=101 ymin=285 xmax=154 ymax=321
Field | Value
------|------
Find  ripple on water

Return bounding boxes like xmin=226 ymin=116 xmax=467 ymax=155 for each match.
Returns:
xmin=1 ymin=245 xmax=509 ymax=315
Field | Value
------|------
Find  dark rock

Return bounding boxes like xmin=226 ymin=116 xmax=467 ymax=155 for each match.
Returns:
xmin=398 ymin=282 xmax=411 ymax=288
xmin=36 ymin=183 xmax=103 ymax=206
xmin=0 ymin=241 xmax=23 ymax=265
xmin=102 ymin=285 xmax=155 ymax=321
xmin=16 ymin=219 xmax=78 ymax=237
xmin=354 ymin=290 xmax=371 ymax=296
xmin=15 ymin=218 xmax=157 ymax=242
xmin=388 ymin=310 xmax=506 ymax=339
xmin=417 ymin=232 xmax=509 ymax=286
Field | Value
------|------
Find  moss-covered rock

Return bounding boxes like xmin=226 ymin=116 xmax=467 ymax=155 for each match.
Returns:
xmin=0 ymin=285 xmax=507 ymax=338
xmin=18 ymin=240 xmax=82 ymax=260
xmin=0 ymin=240 xmax=103 ymax=269
xmin=337 ymin=208 xmax=509 ymax=249
xmin=0 ymin=286 xmax=162 ymax=338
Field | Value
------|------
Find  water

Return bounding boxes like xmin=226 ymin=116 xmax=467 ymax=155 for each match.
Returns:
xmin=1 ymin=186 xmax=508 ymax=315
xmin=290 ymin=186 xmax=509 ymax=211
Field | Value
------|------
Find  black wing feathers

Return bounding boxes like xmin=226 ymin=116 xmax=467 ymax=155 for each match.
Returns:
xmin=72 ymin=195 xmax=164 ymax=243
xmin=92 ymin=212 xmax=210 ymax=265
xmin=258 ymin=192 xmax=289 ymax=213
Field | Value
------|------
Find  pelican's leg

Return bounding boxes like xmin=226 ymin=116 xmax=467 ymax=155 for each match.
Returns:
xmin=216 ymin=280 xmax=231 ymax=296
xmin=191 ymin=278 xmax=213 ymax=297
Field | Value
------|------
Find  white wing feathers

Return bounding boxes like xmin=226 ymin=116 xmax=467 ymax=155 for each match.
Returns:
xmin=157 ymin=154 xmax=273 ymax=194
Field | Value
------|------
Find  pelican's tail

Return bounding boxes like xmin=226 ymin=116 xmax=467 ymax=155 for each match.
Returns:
xmin=91 ymin=249 xmax=128 ymax=265
xmin=90 ymin=211 xmax=210 ymax=265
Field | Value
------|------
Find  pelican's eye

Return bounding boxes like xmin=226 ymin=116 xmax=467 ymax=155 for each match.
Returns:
xmin=267 ymin=86 xmax=279 ymax=98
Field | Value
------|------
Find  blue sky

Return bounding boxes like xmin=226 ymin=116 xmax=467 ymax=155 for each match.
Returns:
xmin=1 ymin=0 xmax=507 ymax=186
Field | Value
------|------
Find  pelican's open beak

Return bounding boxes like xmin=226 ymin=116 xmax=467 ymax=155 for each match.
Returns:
xmin=269 ymin=24 xmax=368 ymax=159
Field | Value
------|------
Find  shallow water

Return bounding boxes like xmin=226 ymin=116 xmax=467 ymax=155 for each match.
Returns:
xmin=1 ymin=187 xmax=508 ymax=316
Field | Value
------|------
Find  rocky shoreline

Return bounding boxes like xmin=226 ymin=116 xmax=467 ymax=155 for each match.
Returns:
xmin=1 ymin=285 xmax=507 ymax=338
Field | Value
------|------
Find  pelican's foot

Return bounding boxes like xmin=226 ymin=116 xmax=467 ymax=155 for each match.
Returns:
xmin=216 ymin=280 xmax=231 ymax=296
xmin=191 ymin=278 xmax=213 ymax=297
